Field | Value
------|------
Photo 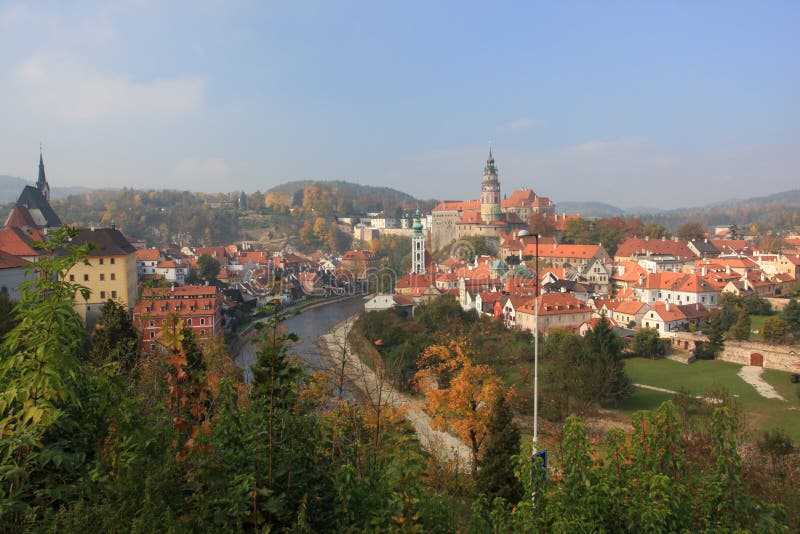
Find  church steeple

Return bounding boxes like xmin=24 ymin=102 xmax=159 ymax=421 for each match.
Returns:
xmin=36 ymin=147 xmax=50 ymax=202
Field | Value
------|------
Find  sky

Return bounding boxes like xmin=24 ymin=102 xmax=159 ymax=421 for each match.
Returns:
xmin=0 ymin=1 xmax=798 ymax=209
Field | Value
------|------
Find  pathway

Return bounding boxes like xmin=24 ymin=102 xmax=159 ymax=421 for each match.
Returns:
xmin=321 ymin=319 xmax=473 ymax=470
xmin=737 ymin=365 xmax=785 ymax=401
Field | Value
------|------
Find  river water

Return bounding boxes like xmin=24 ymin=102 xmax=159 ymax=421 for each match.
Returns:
xmin=235 ymin=296 xmax=366 ymax=383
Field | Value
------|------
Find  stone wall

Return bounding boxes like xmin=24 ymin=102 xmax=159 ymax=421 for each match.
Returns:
xmin=765 ymin=297 xmax=792 ymax=312
xmin=719 ymin=339 xmax=800 ymax=373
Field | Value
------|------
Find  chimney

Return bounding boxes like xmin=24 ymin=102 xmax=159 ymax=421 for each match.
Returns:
xmin=743 ymin=278 xmax=749 ymax=291
xmin=171 ymin=284 xmax=175 ymax=292
xmin=662 ymin=236 xmax=666 ymax=241
xmin=760 ymin=271 xmax=766 ymax=282
xmin=645 ymin=235 xmax=649 ymax=241
xmin=561 ymin=285 xmax=567 ymax=293
xmin=638 ymin=273 xmax=645 ymax=286
xmin=701 ymin=266 xmax=708 ymax=277
xmin=665 ymin=300 xmax=670 ymax=311
xmin=726 ymin=265 xmax=731 ymax=275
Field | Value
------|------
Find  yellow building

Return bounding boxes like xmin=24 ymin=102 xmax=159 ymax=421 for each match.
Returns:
xmin=62 ymin=227 xmax=138 ymax=328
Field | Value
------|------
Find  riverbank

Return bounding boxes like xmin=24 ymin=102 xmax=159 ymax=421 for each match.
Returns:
xmin=320 ymin=317 xmax=472 ymax=470
xmin=229 ymin=293 xmax=365 ymax=356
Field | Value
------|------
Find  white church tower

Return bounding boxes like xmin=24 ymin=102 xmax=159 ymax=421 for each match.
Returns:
xmin=411 ymin=209 xmax=426 ymax=275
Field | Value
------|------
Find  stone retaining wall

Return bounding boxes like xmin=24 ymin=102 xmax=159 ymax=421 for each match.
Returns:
xmin=719 ymin=340 xmax=800 ymax=373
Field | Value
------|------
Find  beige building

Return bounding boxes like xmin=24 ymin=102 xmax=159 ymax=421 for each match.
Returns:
xmin=62 ymin=228 xmax=138 ymax=329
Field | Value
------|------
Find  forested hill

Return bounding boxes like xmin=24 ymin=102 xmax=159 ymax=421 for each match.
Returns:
xmin=268 ymin=180 xmax=418 ymax=207
xmin=642 ymin=189 xmax=800 ymax=232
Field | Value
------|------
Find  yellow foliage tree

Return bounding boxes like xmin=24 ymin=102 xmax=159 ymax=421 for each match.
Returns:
xmin=414 ymin=340 xmax=510 ymax=475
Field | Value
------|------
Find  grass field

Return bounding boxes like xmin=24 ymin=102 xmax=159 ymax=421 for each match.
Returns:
xmin=622 ymin=357 xmax=800 ymax=442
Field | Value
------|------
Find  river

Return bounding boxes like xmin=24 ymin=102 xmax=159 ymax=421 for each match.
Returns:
xmin=234 ymin=296 xmax=367 ymax=383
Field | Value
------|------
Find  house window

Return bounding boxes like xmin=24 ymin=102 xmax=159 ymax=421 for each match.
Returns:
xmin=187 ymin=319 xmax=192 ymax=326
xmin=100 ymin=291 xmax=106 ymax=299
xmin=69 ymin=274 xmax=75 ymax=281
xmin=150 ymin=343 xmax=156 ymax=351
xmin=84 ymin=274 xmax=89 ymax=281
xmin=99 ymin=258 xmax=104 ymax=265
xmin=149 ymin=320 xmax=155 ymax=327
xmin=111 ymin=291 xmax=117 ymax=299
xmin=200 ymin=330 xmax=206 ymax=337
xmin=100 ymin=274 xmax=105 ymax=281
xmin=150 ymin=331 xmax=155 ymax=339
xmin=200 ymin=318 xmax=205 ymax=325
xmin=110 ymin=258 xmax=115 ymax=264
xmin=111 ymin=273 xmax=116 ymax=281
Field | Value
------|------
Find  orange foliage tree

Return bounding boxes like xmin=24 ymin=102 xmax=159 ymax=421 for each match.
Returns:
xmin=162 ymin=314 xmax=213 ymax=462
xmin=414 ymin=339 xmax=511 ymax=475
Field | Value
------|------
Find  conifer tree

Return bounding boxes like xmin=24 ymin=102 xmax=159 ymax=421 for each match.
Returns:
xmin=730 ymin=307 xmax=751 ymax=340
xmin=89 ymin=299 xmax=140 ymax=377
xmin=476 ymin=393 xmax=523 ymax=503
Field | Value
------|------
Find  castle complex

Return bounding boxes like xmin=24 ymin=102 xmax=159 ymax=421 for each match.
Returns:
xmin=429 ymin=149 xmax=556 ymax=251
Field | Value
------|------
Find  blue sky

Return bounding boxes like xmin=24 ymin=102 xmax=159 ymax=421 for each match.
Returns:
xmin=0 ymin=1 xmax=797 ymax=208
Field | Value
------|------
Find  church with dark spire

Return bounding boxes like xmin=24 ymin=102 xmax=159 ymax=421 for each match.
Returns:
xmin=36 ymin=150 xmax=51 ymax=201
xmin=6 ymin=149 xmax=62 ymax=229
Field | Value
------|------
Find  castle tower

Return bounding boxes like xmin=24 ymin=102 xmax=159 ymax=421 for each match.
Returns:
xmin=411 ymin=209 xmax=426 ymax=275
xmin=36 ymin=148 xmax=50 ymax=202
xmin=480 ymin=148 xmax=501 ymax=223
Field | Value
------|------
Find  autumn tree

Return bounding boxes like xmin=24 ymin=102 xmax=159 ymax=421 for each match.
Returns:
xmin=414 ymin=339 xmax=507 ymax=475
xmin=528 ymin=212 xmax=556 ymax=237
xmin=676 ymin=221 xmax=706 ymax=241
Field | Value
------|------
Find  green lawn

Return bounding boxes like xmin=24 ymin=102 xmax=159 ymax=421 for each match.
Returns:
xmin=750 ymin=315 xmax=770 ymax=341
xmin=623 ymin=357 xmax=800 ymax=442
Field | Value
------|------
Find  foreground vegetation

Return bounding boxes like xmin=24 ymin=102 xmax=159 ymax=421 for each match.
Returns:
xmin=0 ymin=233 xmax=797 ymax=530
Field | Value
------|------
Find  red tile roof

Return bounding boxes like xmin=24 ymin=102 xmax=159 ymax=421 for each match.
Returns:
xmin=616 ymin=237 xmax=695 ymax=258
xmin=532 ymin=243 xmax=603 ymax=259
xmin=432 ymin=200 xmax=481 ymax=212
xmin=517 ymin=292 xmax=592 ymax=316
xmin=136 ymin=249 xmax=160 ymax=261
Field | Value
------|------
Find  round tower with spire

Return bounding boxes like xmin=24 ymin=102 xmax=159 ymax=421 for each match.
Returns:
xmin=411 ymin=209 xmax=426 ymax=275
xmin=480 ymin=148 xmax=501 ymax=223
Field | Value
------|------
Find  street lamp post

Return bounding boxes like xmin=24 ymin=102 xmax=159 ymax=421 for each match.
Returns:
xmin=517 ymin=230 xmax=540 ymax=451
xmin=533 ymin=232 xmax=540 ymax=451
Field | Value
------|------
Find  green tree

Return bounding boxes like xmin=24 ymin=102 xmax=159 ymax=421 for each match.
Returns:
xmin=89 ymin=299 xmax=141 ymax=377
xmin=197 ymin=253 xmax=221 ymax=280
xmin=632 ymin=327 xmax=666 ymax=359
xmin=582 ymin=316 xmax=632 ymax=405
xmin=762 ymin=317 xmax=788 ymax=343
xmin=476 ymin=394 xmax=523 ymax=503
xmin=730 ymin=307 xmax=751 ymax=340
xmin=0 ymin=291 xmax=18 ymax=341
xmin=563 ymin=217 xmax=592 ymax=244
xmin=542 ymin=327 xmax=586 ymax=419
xmin=782 ymin=298 xmax=800 ymax=333
xmin=0 ymin=228 xmax=104 ymax=525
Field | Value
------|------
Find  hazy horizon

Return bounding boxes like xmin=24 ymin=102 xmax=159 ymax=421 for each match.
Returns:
xmin=1 ymin=1 xmax=797 ymax=210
